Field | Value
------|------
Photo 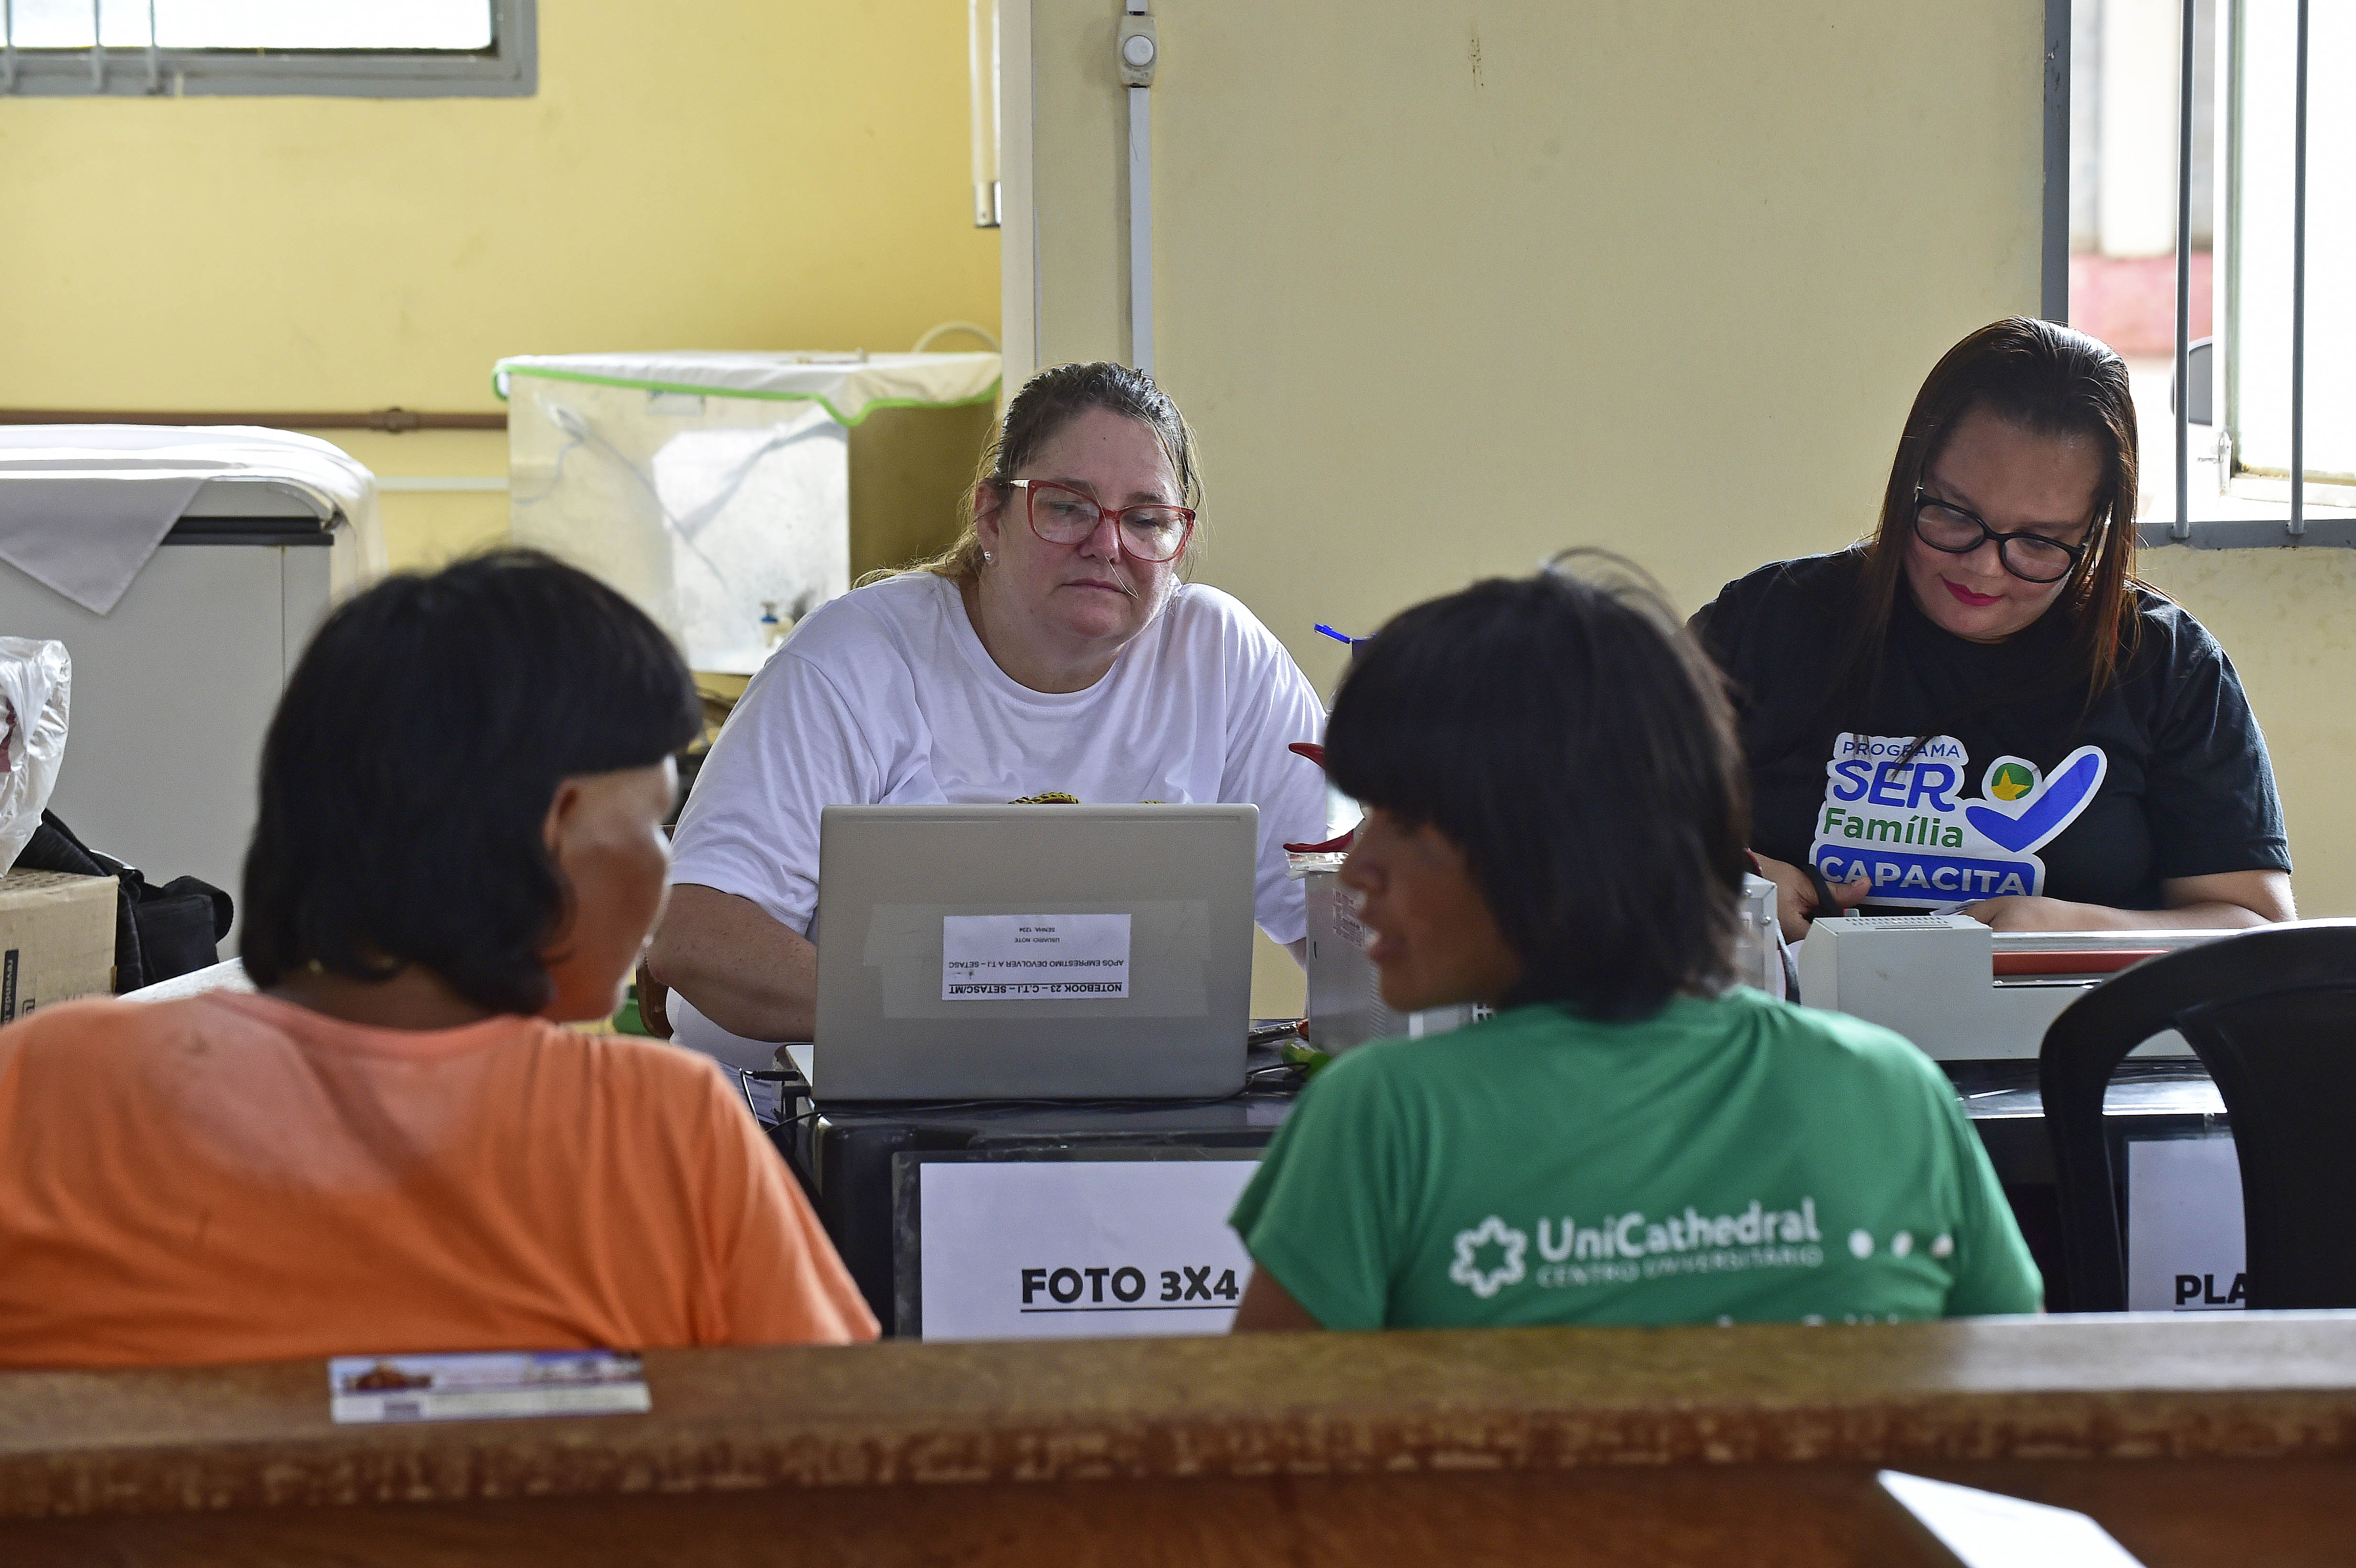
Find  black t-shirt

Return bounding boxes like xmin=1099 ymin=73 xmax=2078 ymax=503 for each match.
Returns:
xmin=1691 ymin=551 xmax=2289 ymax=914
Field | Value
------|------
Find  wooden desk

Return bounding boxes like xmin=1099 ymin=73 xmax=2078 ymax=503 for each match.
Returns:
xmin=2 ymin=1314 xmax=2352 ymax=1567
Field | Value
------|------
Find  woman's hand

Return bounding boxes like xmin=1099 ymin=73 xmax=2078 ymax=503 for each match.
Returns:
xmin=1751 ymin=852 xmax=1872 ymax=944
xmin=1964 ymin=871 xmax=2293 ymax=932
xmin=1959 ymin=896 xmax=2098 ymax=931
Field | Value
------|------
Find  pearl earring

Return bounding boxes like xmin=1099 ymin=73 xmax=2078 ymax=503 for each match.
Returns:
xmin=982 ymin=551 xmax=994 ymax=565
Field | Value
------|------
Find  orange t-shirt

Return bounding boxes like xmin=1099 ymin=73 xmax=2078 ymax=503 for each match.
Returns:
xmin=0 ymin=992 xmax=876 ymax=1367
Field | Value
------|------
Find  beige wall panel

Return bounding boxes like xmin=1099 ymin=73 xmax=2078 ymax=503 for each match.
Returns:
xmin=1032 ymin=0 xmax=1134 ymax=369
xmin=2138 ymin=550 xmax=2356 ymax=916
xmin=1134 ymin=0 xmax=2044 ymax=675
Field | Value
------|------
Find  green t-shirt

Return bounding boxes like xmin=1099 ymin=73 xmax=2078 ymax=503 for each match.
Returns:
xmin=1229 ymin=989 xmax=2041 ymax=1330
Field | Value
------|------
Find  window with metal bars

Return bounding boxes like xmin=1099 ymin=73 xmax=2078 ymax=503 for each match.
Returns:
xmin=2051 ymin=0 xmax=2350 ymax=550
xmin=0 ymin=0 xmax=532 ymax=97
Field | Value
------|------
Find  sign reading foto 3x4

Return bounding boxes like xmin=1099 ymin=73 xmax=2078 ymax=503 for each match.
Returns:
xmin=913 ymin=1157 xmax=1260 ymax=1340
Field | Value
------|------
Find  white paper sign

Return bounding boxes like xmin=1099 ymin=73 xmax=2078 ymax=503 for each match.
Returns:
xmin=2126 ymin=1135 xmax=2247 ymax=1312
xmin=1878 ymin=1472 xmax=2147 ymax=1568
xmin=942 ymin=912 xmax=1131 ymax=1000
xmin=918 ymin=1158 xmax=1260 ymax=1339
xmin=328 ymin=1351 xmax=650 ymax=1425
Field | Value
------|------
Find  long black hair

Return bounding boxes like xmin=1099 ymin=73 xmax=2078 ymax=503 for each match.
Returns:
xmin=1324 ymin=555 xmax=1751 ymax=1020
xmin=241 ymin=549 xmax=702 ymax=1014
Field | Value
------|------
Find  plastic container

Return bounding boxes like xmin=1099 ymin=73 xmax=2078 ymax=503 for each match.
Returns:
xmin=498 ymin=351 xmax=1000 ymax=673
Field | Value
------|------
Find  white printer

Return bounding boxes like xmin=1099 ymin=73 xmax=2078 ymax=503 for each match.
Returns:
xmin=1796 ymin=915 xmax=2222 ymax=1060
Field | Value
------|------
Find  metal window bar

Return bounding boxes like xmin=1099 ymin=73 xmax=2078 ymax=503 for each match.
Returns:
xmin=2042 ymin=0 xmax=2071 ymax=324
xmin=2146 ymin=0 xmax=2328 ymax=551
xmin=2174 ymin=0 xmax=2195 ymax=538
xmin=2290 ymin=0 xmax=2308 ymax=537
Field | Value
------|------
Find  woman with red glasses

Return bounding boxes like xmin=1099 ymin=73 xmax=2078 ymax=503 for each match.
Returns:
xmin=1694 ymin=317 xmax=2293 ymax=942
xmin=640 ymin=362 xmax=1328 ymax=1056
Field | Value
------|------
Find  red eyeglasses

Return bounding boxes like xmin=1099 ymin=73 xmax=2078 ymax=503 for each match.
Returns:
xmin=1004 ymin=479 xmax=1195 ymax=563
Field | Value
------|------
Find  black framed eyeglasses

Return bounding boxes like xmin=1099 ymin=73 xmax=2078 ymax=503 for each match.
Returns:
xmin=1910 ymin=486 xmax=2094 ymax=585
xmin=1004 ymin=479 xmax=1195 ymax=563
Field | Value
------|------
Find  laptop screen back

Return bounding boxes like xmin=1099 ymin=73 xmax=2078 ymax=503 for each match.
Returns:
xmin=811 ymin=804 xmax=1259 ymax=1100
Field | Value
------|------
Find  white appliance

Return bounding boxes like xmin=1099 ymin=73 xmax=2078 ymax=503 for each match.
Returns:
xmin=0 ymin=475 xmax=371 ymax=950
xmin=1795 ymin=916 xmax=2224 ymax=1060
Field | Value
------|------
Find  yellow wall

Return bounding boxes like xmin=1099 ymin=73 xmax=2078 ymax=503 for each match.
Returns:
xmin=0 ymin=0 xmax=1002 ymax=570
xmin=2137 ymin=549 xmax=2356 ymax=919
xmin=1027 ymin=0 xmax=2044 ymax=639
xmin=1020 ymin=0 xmax=2353 ymax=1017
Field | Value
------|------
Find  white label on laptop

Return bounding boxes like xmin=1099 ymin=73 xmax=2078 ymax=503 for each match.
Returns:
xmin=327 ymin=1351 xmax=650 ymax=1425
xmin=941 ymin=912 xmax=1131 ymax=1000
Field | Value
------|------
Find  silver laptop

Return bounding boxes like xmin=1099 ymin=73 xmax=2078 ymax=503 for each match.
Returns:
xmin=810 ymin=804 xmax=1259 ymax=1100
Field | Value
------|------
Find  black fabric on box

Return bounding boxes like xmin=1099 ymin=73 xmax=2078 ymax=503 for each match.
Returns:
xmin=14 ymin=812 xmax=233 ymax=992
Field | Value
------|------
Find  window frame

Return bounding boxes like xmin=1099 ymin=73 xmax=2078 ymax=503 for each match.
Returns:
xmin=0 ymin=0 xmax=534 ymax=98
xmin=2048 ymin=0 xmax=2353 ymax=551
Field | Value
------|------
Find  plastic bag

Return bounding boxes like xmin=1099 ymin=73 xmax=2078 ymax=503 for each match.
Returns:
xmin=0 ymin=638 xmax=71 ymax=875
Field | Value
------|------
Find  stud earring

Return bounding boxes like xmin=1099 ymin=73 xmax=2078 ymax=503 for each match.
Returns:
xmin=982 ymin=551 xmax=994 ymax=565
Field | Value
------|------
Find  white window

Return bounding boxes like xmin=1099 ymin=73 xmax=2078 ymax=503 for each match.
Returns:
xmin=0 ymin=0 xmax=532 ymax=97
xmin=2224 ymin=0 xmax=2353 ymax=492
xmin=2060 ymin=0 xmax=2350 ymax=544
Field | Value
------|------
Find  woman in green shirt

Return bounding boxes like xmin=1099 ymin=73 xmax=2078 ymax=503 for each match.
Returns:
xmin=1229 ymin=559 xmax=2042 ymax=1332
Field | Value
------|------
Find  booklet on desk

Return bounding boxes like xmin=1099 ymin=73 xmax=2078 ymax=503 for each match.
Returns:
xmin=328 ymin=1351 xmax=651 ymax=1425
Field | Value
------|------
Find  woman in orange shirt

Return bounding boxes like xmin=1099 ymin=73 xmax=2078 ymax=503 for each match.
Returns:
xmin=0 ymin=550 xmax=876 ymax=1367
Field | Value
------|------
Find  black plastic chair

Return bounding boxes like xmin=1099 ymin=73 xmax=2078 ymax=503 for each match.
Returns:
xmin=2040 ymin=919 xmax=2356 ymax=1312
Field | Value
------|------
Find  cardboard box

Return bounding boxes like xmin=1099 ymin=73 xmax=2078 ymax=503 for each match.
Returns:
xmin=0 ymin=870 xmax=116 ymax=1022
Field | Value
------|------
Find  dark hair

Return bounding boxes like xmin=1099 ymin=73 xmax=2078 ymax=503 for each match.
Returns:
xmin=1323 ymin=555 xmax=1752 ymax=1020
xmin=241 ymin=549 xmax=702 ymax=1014
xmin=1837 ymin=316 xmax=2145 ymax=715
xmin=905 ymin=360 xmax=1203 ymax=582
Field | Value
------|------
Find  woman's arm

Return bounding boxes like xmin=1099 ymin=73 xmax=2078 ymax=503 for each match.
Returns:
xmin=1230 ymin=1264 xmax=1322 ymax=1332
xmin=1963 ymin=869 xmax=2295 ymax=932
xmin=639 ymin=884 xmax=818 ymax=1043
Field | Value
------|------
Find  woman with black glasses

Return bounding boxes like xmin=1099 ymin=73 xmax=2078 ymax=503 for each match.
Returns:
xmin=1693 ymin=317 xmax=2293 ymax=940
xmin=639 ymin=362 xmax=1328 ymax=1057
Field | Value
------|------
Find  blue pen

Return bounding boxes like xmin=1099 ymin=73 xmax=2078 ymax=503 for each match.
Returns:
xmin=1314 ymin=624 xmax=1365 ymax=647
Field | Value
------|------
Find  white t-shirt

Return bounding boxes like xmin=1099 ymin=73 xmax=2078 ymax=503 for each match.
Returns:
xmin=669 ymin=572 xmax=1331 ymax=947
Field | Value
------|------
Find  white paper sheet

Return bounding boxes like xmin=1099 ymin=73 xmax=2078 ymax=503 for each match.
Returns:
xmin=2126 ymin=1134 xmax=2247 ymax=1311
xmin=941 ymin=912 xmax=1132 ymax=1000
xmin=917 ymin=1159 xmax=1260 ymax=1339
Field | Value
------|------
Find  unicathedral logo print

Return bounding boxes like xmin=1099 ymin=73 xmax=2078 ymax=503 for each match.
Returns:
xmin=1450 ymin=1216 xmax=1529 ymax=1298
xmin=1808 ymin=735 xmax=2107 ymax=910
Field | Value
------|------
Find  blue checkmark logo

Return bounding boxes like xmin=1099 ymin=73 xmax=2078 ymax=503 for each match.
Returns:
xmin=1963 ymin=747 xmax=2107 ymax=854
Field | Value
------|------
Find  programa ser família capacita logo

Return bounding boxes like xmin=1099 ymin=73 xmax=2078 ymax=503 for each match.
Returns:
xmin=1809 ymin=734 xmax=2107 ymax=909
